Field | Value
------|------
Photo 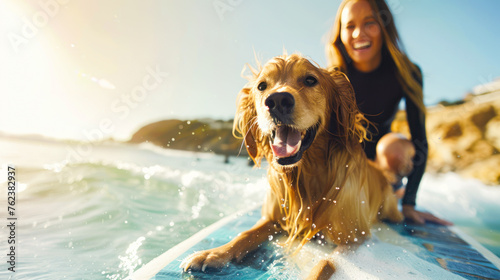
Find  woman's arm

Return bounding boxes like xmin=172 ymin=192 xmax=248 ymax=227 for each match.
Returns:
xmin=403 ymin=68 xmax=453 ymax=225
xmin=403 ymin=95 xmax=427 ymax=207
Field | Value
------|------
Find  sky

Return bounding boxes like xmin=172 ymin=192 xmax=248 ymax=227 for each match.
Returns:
xmin=1 ymin=0 xmax=499 ymax=141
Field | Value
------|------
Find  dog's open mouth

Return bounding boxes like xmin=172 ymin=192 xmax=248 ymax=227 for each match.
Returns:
xmin=270 ymin=125 xmax=318 ymax=166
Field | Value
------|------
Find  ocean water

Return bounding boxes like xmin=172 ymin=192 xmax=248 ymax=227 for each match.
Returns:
xmin=0 ymin=136 xmax=499 ymax=279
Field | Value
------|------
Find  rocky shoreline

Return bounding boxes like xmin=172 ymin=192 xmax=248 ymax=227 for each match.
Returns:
xmin=393 ymin=92 xmax=500 ymax=185
xmin=130 ymin=93 xmax=500 ymax=185
xmin=129 ymin=119 xmax=245 ymax=156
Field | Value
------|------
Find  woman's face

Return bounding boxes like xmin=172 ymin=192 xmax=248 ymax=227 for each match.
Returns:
xmin=340 ymin=0 xmax=383 ymax=72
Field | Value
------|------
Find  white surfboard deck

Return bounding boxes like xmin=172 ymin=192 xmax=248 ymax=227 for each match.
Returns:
xmin=127 ymin=206 xmax=500 ymax=280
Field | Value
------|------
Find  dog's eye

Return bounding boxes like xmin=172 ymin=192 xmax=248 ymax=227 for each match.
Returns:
xmin=257 ymin=82 xmax=267 ymax=91
xmin=304 ymin=76 xmax=318 ymax=87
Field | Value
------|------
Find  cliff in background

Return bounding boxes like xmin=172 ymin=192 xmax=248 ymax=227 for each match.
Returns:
xmin=129 ymin=92 xmax=500 ymax=185
xmin=392 ymin=92 xmax=500 ymax=185
xmin=129 ymin=119 xmax=245 ymax=156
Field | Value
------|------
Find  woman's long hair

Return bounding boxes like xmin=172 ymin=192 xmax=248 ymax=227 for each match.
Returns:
xmin=326 ymin=0 xmax=425 ymax=112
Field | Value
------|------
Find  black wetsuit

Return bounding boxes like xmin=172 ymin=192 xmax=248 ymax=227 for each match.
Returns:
xmin=346 ymin=56 xmax=428 ymax=206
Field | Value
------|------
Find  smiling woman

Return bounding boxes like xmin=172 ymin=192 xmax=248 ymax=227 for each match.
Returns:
xmin=325 ymin=0 xmax=455 ymax=226
xmin=339 ymin=0 xmax=383 ymax=72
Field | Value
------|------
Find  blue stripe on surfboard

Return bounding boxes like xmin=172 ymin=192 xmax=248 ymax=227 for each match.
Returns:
xmin=389 ymin=222 xmax=500 ymax=280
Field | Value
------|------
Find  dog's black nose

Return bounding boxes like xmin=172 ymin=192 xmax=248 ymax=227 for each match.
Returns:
xmin=265 ymin=92 xmax=295 ymax=120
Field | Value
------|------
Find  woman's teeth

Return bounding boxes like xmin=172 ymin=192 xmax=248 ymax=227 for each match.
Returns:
xmin=354 ymin=41 xmax=371 ymax=50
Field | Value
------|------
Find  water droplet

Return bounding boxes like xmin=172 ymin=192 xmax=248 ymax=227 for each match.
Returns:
xmin=312 ymin=223 xmax=317 ymax=229
xmin=361 ymin=231 xmax=366 ymax=235
xmin=268 ymin=235 xmax=273 ymax=241
xmin=346 ymin=164 xmax=349 ymax=168
xmin=169 ymin=221 xmax=174 ymax=227
xmin=354 ymin=238 xmax=358 ymax=242
xmin=361 ymin=200 xmax=365 ymax=204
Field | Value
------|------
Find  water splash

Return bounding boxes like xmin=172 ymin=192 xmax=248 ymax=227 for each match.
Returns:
xmin=115 ymin=236 xmax=146 ymax=278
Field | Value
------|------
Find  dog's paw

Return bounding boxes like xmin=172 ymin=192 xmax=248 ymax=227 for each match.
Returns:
xmin=180 ymin=249 xmax=233 ymax=272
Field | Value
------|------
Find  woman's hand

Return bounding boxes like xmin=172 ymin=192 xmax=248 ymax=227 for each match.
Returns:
xmin=402 ymin=205 xmax=453 ymax=226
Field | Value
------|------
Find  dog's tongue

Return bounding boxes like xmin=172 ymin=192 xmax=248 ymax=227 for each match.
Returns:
xmin=271 ymin=126 xmax=302 ymax=158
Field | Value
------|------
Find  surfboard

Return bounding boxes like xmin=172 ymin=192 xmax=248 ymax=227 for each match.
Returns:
xmin=127 ymin=206 xmax=500 ymax=280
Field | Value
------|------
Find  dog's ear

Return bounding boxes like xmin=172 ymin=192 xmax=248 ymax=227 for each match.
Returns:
xmin=244 ymin=127 xmax=258 ymax=161
xmin=328 ymin=71 xmax=369 ymax=152
xmin=233 ymin=86 xmax=260 ymax=164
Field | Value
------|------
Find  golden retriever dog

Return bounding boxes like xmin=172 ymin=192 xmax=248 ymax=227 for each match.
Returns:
xmin=181 ymin=53 xmax=404 ymax=279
